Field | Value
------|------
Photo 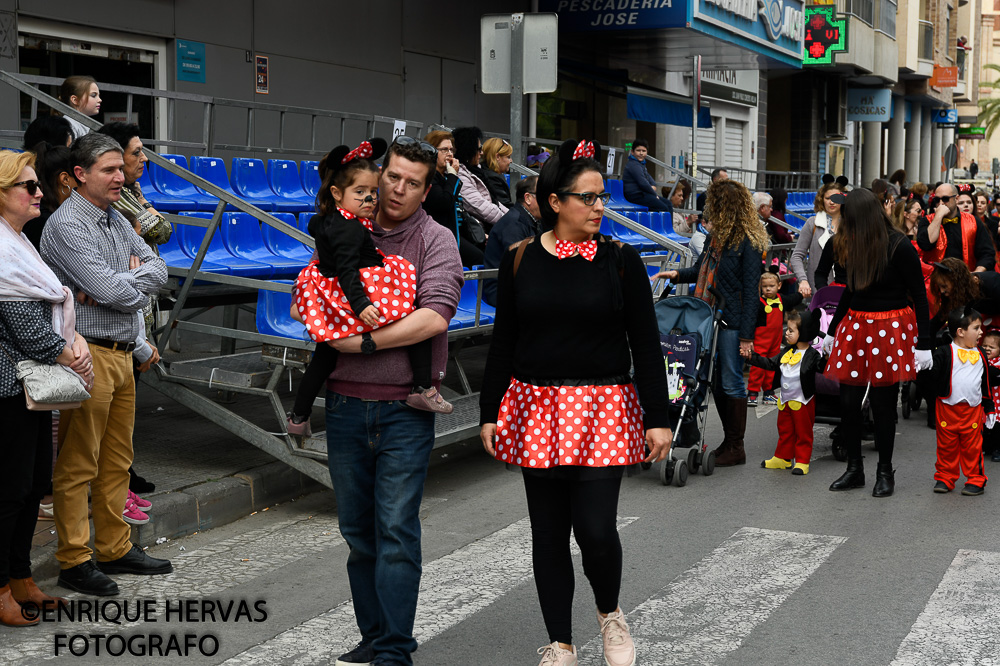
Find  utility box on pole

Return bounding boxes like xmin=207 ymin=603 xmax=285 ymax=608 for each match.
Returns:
xmin=481 ymin=13 xmax=558 ymax=164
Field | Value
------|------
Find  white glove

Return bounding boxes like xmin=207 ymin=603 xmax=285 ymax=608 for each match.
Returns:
xmin=822 ymin=334 xmax=835 ymax=357
xmin=914 ymin=349 xmax=933 ymax=372
xmin=987 ymin=413 xmax=997 ymax=430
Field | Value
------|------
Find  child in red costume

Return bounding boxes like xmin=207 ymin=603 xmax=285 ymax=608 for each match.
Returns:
xmin=748 ymin=308 xmax=825 ymax=475
xmin=926 ymin=307 xmax=1000 ymax=495
xmin=981 ymin=330 xmax=1000 ymax=463
xmin=747 ymin=271 xmax=802 ymax=406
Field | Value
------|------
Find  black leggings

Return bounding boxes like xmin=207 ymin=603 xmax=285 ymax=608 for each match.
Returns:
xmin=523 ymin=471 xmax=623 ymax=645
xmin=0 ymin=394 xmax=52 ymax=586
xmin=291 ymin=339 xmax=434 ymax=417
xmin=839 ymin=382 xmax=899 ymax=465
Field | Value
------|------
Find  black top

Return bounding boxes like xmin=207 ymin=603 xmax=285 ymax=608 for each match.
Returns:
xmin=814 ymin=241 xmax=848 ymax=290
xmin=22 ymin=209 xmax=51 ymax=251
xmin=482 ymin=168 xmax=512 ymax=208
xmin=482 ymin=204 xmax=540 ymax=307
xmin=748 ymin=344 xmax=826 ymax=398
xmin=307 ymin=211 xmax=383 ymax=316
xmin=423 ymin=170 xmax=463 ymax=239
xmin=916 ymin=215 xmax=996 ymax=270
xmin=479 ymin=235 xmax=670 ymax=429
xmin=828 ymin=232 xmax=932 ymax=349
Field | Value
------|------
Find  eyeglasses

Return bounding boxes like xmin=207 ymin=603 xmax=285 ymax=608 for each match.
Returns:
xmin=938 ymin=196 xmax=953 ymax=203
xmin=438 ymin=147 xmax=454 ymax=154
xmin=10 ymin=180 xmax=41 ymax=196
xmin=392 ymin=136 xmax=438 ymax=157
xmin=557 ymin=191 xmax=611 ymax=206
xmin=525 ymin=191 xmax=536 ymax=198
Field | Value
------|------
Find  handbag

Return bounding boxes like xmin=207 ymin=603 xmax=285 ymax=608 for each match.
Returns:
xmin=0 ymin=343 xmax=90 ymax=411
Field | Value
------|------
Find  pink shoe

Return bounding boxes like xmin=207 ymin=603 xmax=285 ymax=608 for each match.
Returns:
xmin=122 ymin=497 xmax=150 ymax=525
xmin=285 ymin=412 xmax=312 ymax=437
xmin=405 ymin=387 xmax=454 ymax=414
xmin=598 ymin=608 xmax=636 ymax=666
xmin=128 ymin=490 xmax=151 ymax=512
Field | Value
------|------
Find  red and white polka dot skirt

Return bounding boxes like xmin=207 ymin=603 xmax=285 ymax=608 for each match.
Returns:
xmin=826 ymin=307 xmax=917 ymax=387
xmin=494 ymin=379 xmax=646 ymax=469
xmin=292 ymin=255 xmax=417 ymax=343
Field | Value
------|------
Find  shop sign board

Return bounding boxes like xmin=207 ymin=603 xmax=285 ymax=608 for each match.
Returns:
xmin=255 ymin=55 xmax=268 ymax=95
xmin=176 ymin=40 xmax=206 ymax=84
xmin=930 ymin=66 xmax=958 ymax=88
xmin=846 ymin=88 xmax=890 ymax=122
xmin=693 ymin=0 xmax=805 ymax=64
xmin=956 ymin=126 xmax=986 ymax=140
xmin=802 ymin=6 xmax=847 ymax=66
xmin=538 ymin=0 xmax=685 ymax=30
xmin=933 ymin=109 xmax=958 ymax=124
xmin=700 ymin=69 xmax=759 ymax=106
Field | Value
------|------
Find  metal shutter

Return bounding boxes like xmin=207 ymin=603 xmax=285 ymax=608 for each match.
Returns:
xmin=724 ymin=121 xmax=745 ymax=170
xmin=695 ymin=124 xmax=717 ymax=170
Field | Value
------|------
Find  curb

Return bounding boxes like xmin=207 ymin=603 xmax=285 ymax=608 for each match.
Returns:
xmin=30 ymin=461 xmax=324 ymax=582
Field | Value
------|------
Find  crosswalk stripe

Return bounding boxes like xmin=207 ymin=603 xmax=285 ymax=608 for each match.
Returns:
xmin=4 ymin=514 xmax=344 ymax=663
xmin=889 ymin=549 xmax=1000 ymax=666
xmin=221 ymin=516 xmax=639 ymax=665
xmin=579 ymin=527 xmax=847 ymax=664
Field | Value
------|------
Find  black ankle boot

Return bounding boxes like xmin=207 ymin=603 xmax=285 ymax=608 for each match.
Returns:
xmin=830 ymin=457 xmax=865 ymax=491
xmin=872 ymin=462 xmax=895 ymax=497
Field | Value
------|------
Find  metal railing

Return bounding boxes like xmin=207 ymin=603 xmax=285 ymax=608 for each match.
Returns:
xmin=696 ymin=166 xmax=821 ymax=192
xmin=842 ymin=0 xmax=874 ymax=25
xmin=877 ymin=0 xmax=896 ymax=38
xmin=918 ymin=21 xmax=934 ymax=61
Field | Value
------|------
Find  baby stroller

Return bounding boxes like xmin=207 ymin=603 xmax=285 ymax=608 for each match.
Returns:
xmin=648 ymin=288 xmax=725 ymax=487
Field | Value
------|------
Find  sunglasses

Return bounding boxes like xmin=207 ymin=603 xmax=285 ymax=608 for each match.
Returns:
xmin=11 ymin=179 xmax=41 ymax=196
xmin=938 ymin=196 xmax=953 ymax=203
xmin=557 ymin=191 xmax=611 ymax=206
xmin=392 ymin=136 xmax=438 ymax=157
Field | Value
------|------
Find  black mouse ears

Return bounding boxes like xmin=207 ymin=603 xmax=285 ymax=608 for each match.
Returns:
xmin=556 ymin=138 xmax=603 ymax=165
xmin=326 ymin=137 xmax=388 ymax=168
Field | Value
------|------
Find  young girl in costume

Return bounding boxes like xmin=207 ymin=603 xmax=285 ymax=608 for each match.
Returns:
xmin=747 ymin=270 xmax=802 ymax=406
xmin=981 ymin=330 xmax=1000 ymax=463
xmin=286 ymin=138 xmax=451 ymax=436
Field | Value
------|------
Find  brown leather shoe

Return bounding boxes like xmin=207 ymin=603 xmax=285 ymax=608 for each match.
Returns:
xmin=10 ymin=577 xmax=67 ymax=609
xmin=0 ymin=585 xmax=38 ymax=627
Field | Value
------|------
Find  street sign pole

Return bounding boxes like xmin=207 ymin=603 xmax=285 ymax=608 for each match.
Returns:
xmin=691 ymin=55 xmax=701 ymax=180
xmin=509 ymin=14 xmax=524 ymax=166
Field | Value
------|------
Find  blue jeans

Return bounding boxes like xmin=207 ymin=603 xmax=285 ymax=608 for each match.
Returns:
xmin=325 ymin=392 xmax=436 ymax=665
xmin=716 ymin=327 xmax=747 ymax=399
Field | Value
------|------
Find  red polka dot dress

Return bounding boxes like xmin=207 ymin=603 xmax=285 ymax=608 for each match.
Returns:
xmin=293 ymin=208 xmax=417 ymax=343
xmin=826 ymin=308 xmax=918 ymax=386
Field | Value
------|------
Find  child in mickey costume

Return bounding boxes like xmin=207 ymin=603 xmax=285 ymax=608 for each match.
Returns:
xmin=748 ymin=308 xmax=825 ymax=475
xmin=747 ymin=270 xmax=803 ymax=407
xmin=286 ymin=138 xmax=451 ymax=436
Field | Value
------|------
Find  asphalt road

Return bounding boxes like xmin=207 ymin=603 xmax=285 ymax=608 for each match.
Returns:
xmin=3 ymin=398 xmax=999 ymax=666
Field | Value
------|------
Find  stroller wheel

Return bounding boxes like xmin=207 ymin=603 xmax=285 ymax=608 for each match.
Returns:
xmin=673 ymin=460 xmax=689 ymax=487
xmin=687 ymin=448 xmax=699 ymax=473
xmin=701 ymin=449 xmax=716 ymax=476
xmin=660 ymin=459 xmax=674 ymax=486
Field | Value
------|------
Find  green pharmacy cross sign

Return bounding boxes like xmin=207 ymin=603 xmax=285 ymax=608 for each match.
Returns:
xmin=803 ymin=6 xmax=847 ymax=66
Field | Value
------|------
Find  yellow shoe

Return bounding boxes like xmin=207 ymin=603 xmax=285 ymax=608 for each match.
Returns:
xmin=792 ymin=462 xmax=809 ymax=475
xmin=761 ymin=457 xmax=792 ymax=470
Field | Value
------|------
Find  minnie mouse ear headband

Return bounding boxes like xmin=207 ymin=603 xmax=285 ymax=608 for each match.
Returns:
xmin=957 ymin=182 xmax=975 ymax=195
xmin=327 ymin=138 xmax=388 ymax=168
xmin=932 ymin=261 xmax=954 ymax=274
xmin=795 ymin=307 xmax=822 ymax=342
xmin=555 ymin=138 xmax=604 ymax=168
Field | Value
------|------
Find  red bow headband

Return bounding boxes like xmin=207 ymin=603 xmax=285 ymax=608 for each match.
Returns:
xmin=572 ymin=140 xmax=595 ymax=160
xmin=957 ymin=182 xmax=974 ymax=195
xmin=342 ymin=141 xmax=373 ymax=164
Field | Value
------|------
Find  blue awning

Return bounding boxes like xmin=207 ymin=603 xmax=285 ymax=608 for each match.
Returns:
xmin=627 ymin=93 xmax=713 ymax=129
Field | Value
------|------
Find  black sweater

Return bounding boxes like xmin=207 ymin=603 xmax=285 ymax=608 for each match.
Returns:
xmin=828 ymin=233 xmax=932 ymax=349
xmin=479 ymin=235 xmax=670 ymax=429
xmin=307 ymin=211 xmax=383 ymax=316
xmin=813 ymin=241 xmax=847 ymax=290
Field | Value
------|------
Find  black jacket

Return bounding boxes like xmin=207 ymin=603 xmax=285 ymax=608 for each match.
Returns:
xmin=307 ymin=211 xmax=383 ymax=316
xmin=748 ymin=345 xmax=826 ymax=398
xmin=482 ymin=168 xmax=513 ymax=208
xmin=928 ymin=344 xmax=1000 ymax=412
xmin=483 ymin=204 xmax=540 ymax=307
xmin=423 ymin=170 xmax=464 ymax=240
xmin=675 ymin=236 xmax=765 ymax=340
xmin=755 ymin=292 xmax=803 ymax=328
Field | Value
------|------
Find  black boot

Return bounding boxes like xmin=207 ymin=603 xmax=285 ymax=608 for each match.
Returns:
xmin=829 ymin=457 xmax=865 ymax=491
xmin=872 ymin=462 xmax=895 ymax=497
xmin=716 ymin=398 xmax=748 ymax=466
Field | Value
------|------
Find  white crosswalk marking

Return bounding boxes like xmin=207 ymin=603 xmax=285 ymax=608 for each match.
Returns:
xmin=221 ymin=516 xmax=639 ymax=666
xmin=890 ymin=549 xmax=1000 ymax=666
xmin=579 ymin=527 xmax=847 ymax=664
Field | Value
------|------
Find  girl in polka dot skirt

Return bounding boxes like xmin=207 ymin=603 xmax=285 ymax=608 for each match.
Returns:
xmin=822 ymin=189 xmax=932 ymax=498
xmin=479 ymin=139 xmax=673 ymax=666
xmin=286 ymin=138 xmax=451 ymax=436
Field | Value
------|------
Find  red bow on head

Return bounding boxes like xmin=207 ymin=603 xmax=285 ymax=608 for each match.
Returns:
xmin=342 ymin=141 xmax=373 ymax=164
xmin=338 ymin=206 xmax=373 ymax=232
xmin=572 ymin=140 xmax=595 ymax=160
xmin=555 ymin=238 xmax=598 ymax=261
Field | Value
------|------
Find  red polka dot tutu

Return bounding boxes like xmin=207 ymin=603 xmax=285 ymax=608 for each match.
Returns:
xmin=292 ymin=256 xmax=417 ymax=342
xmin=494 ymin=378 xmax=646 ymax=469
xmin=826 ymin=308 xmax=917 ymax=386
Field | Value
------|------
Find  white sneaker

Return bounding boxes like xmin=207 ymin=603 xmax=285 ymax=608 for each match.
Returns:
xmin=598 ymin=608 xmax=636 ymax=666
xmin=537 ymin=641 xmax=578 ymax=666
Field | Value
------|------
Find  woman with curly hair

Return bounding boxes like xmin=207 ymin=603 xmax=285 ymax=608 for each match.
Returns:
xmin=659 ymin=179 xmax=769 ymax=466
xmin=929 ymin=257 xmax=1000 ymax=330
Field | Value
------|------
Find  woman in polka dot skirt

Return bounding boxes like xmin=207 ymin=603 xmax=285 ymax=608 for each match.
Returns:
xmin=286 ymin=138 xmax=451 ymax=437
xmin=823 ymin=189 xmax=932 ymax=497
xmin=479 ymin=139 xmax=673 ymax=666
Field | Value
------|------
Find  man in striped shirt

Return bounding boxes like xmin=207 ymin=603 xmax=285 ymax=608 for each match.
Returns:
xmin=40 ymin=133 xmax=170 ymax=597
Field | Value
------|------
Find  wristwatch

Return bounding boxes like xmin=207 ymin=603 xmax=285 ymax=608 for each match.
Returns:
xmin=360 ymin=332 xmax=377 ymax=355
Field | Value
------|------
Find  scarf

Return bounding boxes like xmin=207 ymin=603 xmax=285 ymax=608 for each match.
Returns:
xmin=693 ymin=238 xmax=720 ymax=308
xmin=0 ymin=215 xmax=76 ymax=344
xmin=814 ymin=211 xmax=835 ymax=249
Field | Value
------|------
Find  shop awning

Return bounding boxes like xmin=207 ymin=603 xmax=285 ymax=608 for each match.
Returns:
xmin=627 ymin=93 xmax=713 ymax=129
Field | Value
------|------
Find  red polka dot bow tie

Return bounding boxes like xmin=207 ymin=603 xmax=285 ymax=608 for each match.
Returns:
xmin=342 ymin=141 xmax=373 ymax=164
xmin=338 ymin=207 xmax=373 ymax=231
xmin=572 ymin=140 xmax=595 ymax=160
xmin=555 ymin=238 xmax=598 ymax=261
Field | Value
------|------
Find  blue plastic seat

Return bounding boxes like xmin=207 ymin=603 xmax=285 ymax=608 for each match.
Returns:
xmin=256 ymin=281 xmax=310 ymax=341
xmin=158 ymin=225 xmax=231 ymax=276
xmin=611 ymin=212 xmax=655 ymax=251
xmin=176 ymin=212 xmax=273 ymax=278
xmin=136 ymin=168 xmax=195 ymax=212
xmin=301 ymin=161 xmax=321 ymax=198
xmin=456 ymin=278 xmax=494 ymax=325
xmin=232 ymin=158 xmax=312 ymax=213
xmin=261 ymin=212 xmax=315 ymax=264
xmin=268 ymin=160 xmax=316 ymax=210
xmin=149 ymin=154 xmax=221 ymax=212
xmin=221 ymin=213 xmax=308 ymax=277
xmin=190 ymin=156 xmax=275 ymax=212
xmin=605 ymin=179 xmax=645 ymax=212
xmin=297 ymin=212 xmax=316 ymax=236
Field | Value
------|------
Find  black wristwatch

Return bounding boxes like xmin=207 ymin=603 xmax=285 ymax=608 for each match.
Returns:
xmin=360 ymin=332 xmax=377 ymax=355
